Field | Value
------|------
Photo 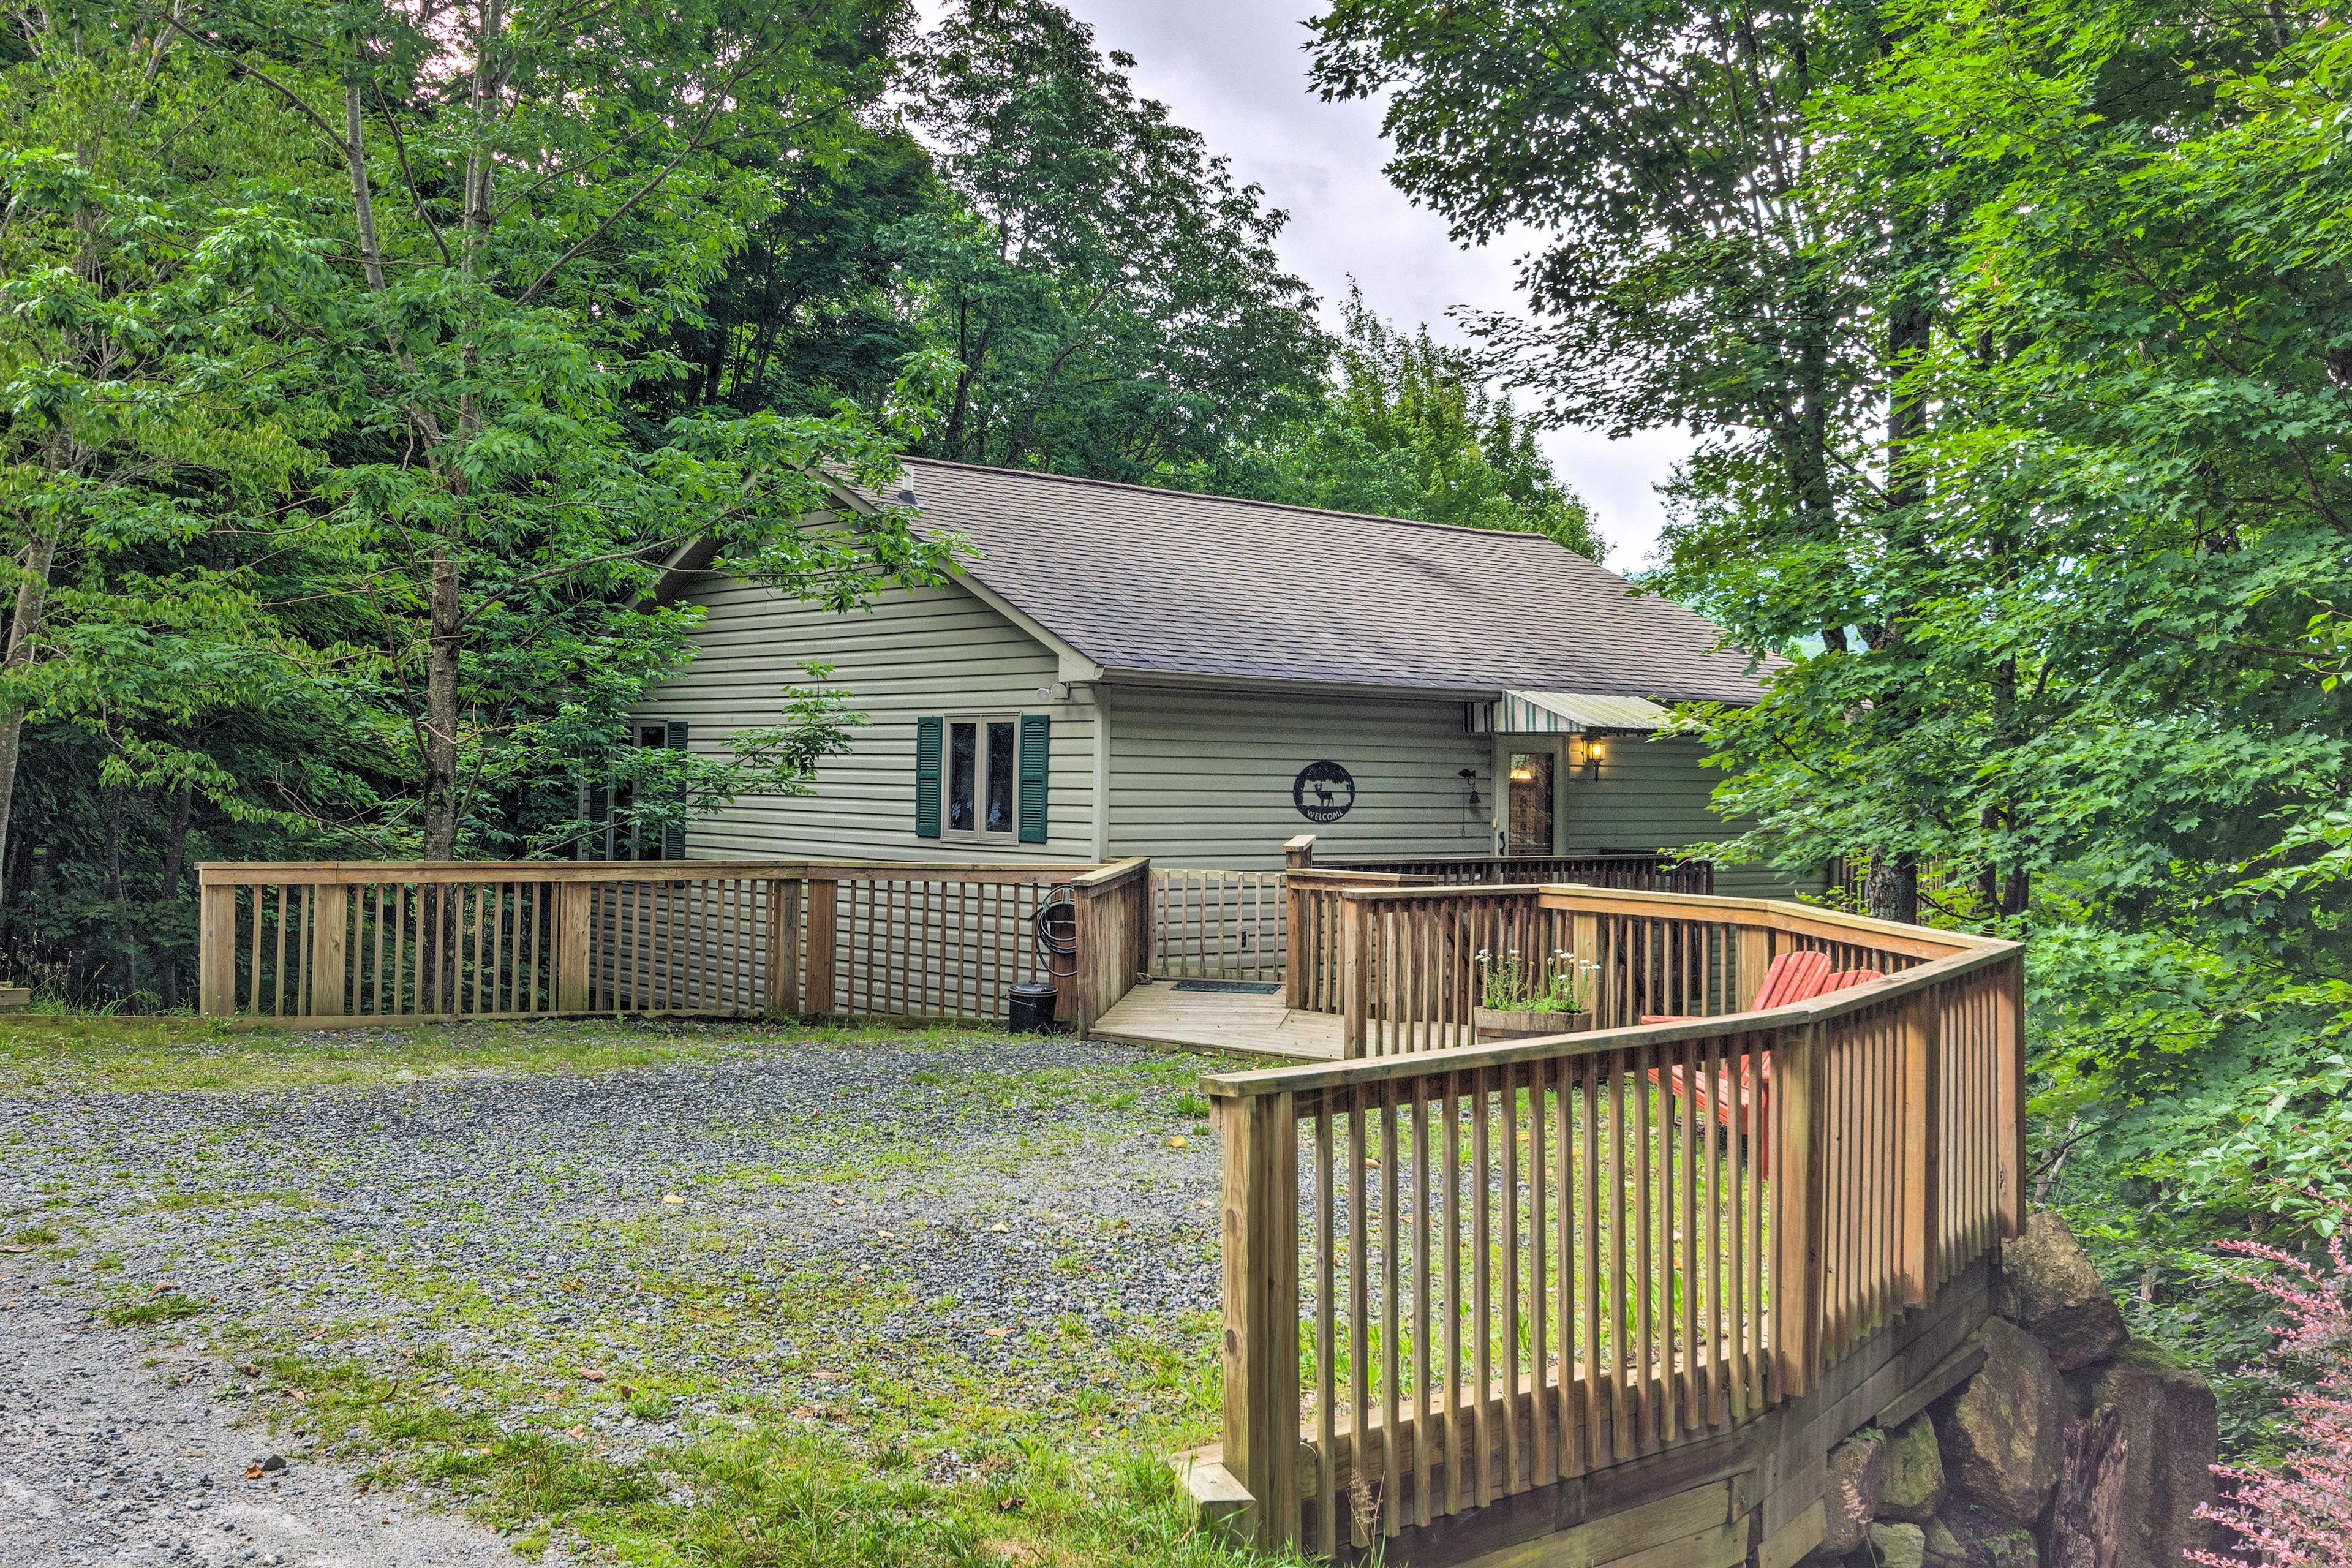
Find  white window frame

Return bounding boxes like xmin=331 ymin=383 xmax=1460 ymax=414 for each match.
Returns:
xmin=941 ymin=712 xmax=1023 ymax=841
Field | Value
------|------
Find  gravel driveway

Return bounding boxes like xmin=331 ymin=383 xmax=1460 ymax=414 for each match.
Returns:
xmin=0 ymin=1022 xmax=1233 ymax=1566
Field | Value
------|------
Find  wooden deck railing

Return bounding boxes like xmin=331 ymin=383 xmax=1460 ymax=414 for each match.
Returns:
xmin=196 ymin=858 xmax=1151 ymax=1033
xmin=1152 ymin=868 xmax=1287 ymax=982
xmin=1320 ymin=850 xmax=1713 ymax=894
xmin=1204 ymin=887 xmax=2022 ymax=1555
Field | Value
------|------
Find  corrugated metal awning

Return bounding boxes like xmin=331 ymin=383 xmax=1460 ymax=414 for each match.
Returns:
xmin=1466 ymin=690 xmax=1678 ymax=734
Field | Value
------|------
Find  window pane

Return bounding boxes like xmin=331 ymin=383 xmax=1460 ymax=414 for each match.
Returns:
xmin=948 ymin=722 xmax=977 ymax=832
xmin=1507 ymin=751 xmax=1556 ymax=856
xmin=986 ymin=722 xmax=1016 ymax=834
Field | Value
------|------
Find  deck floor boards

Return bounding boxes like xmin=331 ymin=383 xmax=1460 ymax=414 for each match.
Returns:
xmin=1090 ymin=981 xmax=1341 ymax=1062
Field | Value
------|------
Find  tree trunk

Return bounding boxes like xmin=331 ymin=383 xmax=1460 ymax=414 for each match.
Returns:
xmin=421 ymin=545 xmax=464 ymax=858
xmin=1864 ymin=852 xmax=1919 ymax=925
xmin=0 ymin=524 xmax=61 ymax=911
xmin=102 ymin=780 xmax=132 ymax=998
xmin=158 ymin=779 xmax=192 ymax=1009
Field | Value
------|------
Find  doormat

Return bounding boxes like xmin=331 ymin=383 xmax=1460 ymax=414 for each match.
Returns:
xmin=1169 ymin=980 xmax=1283 ymax=995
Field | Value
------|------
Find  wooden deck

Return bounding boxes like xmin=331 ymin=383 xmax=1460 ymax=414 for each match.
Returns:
xmin=1090 ymin=980 xmax=1341 ymax=1062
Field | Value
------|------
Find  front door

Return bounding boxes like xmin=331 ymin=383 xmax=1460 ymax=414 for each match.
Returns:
xmin=1507 ymin=750 xmax=1556 ymax=856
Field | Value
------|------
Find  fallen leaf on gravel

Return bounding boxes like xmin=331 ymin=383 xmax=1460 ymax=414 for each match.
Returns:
xmin=236 ymin=1363 xmax=260 ymax=1377
xmin=876 ymin=1230 xmax=894 ymax=1239
xmin=985 ymin=1326 xmax=1014 ymax=1338
xmin=617 ymin=1382 xmax=639 ymax=1396
xmin=149 ymin=1283 xmax=180 ymax=1297
xmin=244 ymin=1464 xmax=264 ymax=1479
xmin=565 ymin=1426 xmax=585 ymax=1439
xmin=830 ymin=1196 xmax=844 ymax=1207
xmin=1167 ymin=1136 xmax=1187 ymax=1148
xmin=575 ymin=1366 xmax=606 ymax=1382
xmin=988 ymin=1223 xmax=1009 ymax=1232
xmin=660 ymin=1194 xmax=685 ymax=1206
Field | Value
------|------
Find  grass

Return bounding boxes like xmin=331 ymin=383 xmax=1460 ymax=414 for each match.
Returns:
xmin=12 ymin=1012 xmax=1284 ymax=1567
xmin=102 ymin=1291 xmax=209 ymax=1327
xmin=0 ymin=1013 xmax=1038 ymax=1096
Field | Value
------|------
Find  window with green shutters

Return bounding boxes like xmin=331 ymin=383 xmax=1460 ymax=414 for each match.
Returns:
xmin=919 ymin=712 xmax=1047 ymax=843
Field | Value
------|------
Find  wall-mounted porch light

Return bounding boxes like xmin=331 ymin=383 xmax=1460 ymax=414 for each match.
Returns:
xmin=1458 ymin=767 xmax=1482 ymax=810
xmin=1568 ymin=734 xmax=1607 ymax=778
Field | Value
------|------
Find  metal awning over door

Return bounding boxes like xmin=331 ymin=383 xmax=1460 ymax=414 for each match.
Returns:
xmin=1465 ymin=690 xmax=1678 ymax=734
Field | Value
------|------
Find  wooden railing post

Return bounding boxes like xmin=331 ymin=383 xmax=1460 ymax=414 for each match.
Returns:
xmin=1341 ymin=895 xmax=1373 ymax=1058
xmin=1773 ymin=1022 xmax=1826 ymax=1399
xmin=308 ymin=884 xmax=348 ymax=1017
xmin=804 ymin=875 xmax=838 ymax=1017
xmin=1996 ymin=954 xmax=2027 ymax=1238
xmin=554 ymin=883 xmax=593 ymax=1012
xmin=1218 ymin=1088 xmax=1300 ymax=1550
xmin=1283 ymin=840 xmax=1313 ymax=1009
xmin=765 ymin=878 xmax=802 ymax=1016
xmin=1899 ymin=990 xmax=1941 ymax=1305
xmin=198 ymin=881 xmax=236 ymax=1017
xmin=1736 ymin=925 xmax=1772 ymax=1009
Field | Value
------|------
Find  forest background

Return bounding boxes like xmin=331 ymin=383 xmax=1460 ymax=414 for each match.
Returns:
xmin=5 ymin=0 xmax=2346 ymax=1470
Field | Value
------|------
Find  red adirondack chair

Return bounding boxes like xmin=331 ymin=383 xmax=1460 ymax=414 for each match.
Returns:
xmin=1642 ymin=954 xmax=1887 ymax=1160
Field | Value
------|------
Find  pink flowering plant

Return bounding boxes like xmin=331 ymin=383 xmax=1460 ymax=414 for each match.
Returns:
xmin=2190 ymin=1191 xmax=2352 ymax=1566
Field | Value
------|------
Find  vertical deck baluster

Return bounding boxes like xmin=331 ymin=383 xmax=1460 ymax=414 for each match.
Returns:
xmin=1502 ymin=1063 xmax=1524 ymax=1496
xmin=1529 ymin=1057 xmax=1552 ymax=1487
xmin=1442 ymin=1069 xmax=1463 ymax=1515
xmin=272 ymin=885 xmax=290 ymax=1017
xmin=1634 ymin=1039 xmax=1656 ymax=1453
xmin=1747 ymin=1030 xmax=1767 ymax=1400
xmin=1470 ymin=1066 xmax=1493 ymax=1507
xmin=1348 ymin=1084 xmax=1370 ymax=1547
xmin=1680 ymin=1034 xmax=1701 ymax=1434
xmin=1411 ymin=1084 xmax=1433 ymax=1527
xmin=1381 ymin=1077 xmax=1401 ymax=1536
xmin=1315 ymin=1099 xmax=1338 ymax=1556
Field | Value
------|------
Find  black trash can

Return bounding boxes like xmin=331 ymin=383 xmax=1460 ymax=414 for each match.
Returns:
xmin=1008 ymin=979 xmax=1060 ymax=1034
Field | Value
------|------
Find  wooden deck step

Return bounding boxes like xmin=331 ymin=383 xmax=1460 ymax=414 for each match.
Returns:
xmin=1090 ymin=979 xmax=1341 ymax=1062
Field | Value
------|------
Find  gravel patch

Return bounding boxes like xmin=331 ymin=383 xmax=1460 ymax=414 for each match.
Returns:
xmin=0 ymin=1285 xmax=516 ymax=1567
xmin=0 ymin=1024 xmax=1229 ymax=1558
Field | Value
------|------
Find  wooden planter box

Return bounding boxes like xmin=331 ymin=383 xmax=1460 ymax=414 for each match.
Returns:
xmin=1473 ymin=1006 xmax=1594 ymax=1042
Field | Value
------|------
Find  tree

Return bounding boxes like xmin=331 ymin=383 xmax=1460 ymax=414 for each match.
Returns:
xmin=1177 ymin=286 xmax=1604 ymax=558
xmin=0 ymin=20 xmax=330 ymax=914
xmin=903 ymin=0 xmax=1329 ymax=481
xmin=1306 ymin=0 xmax=1950 ymax=918
xmin=161 ymin=0 xmax=953 ymax=858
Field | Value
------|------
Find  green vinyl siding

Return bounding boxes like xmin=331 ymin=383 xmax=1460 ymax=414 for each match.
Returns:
xmin=1106 ymin=687 xmax=1492 ymax=869
xmin=1556 ymin=732 xmax=1822 ymax=899
xmin=633 ymin=576 xmax=1095 ymax=864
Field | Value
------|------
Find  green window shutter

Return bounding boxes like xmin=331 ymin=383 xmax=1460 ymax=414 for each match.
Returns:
xmin=1017 ymin=714 xmax=1050 ymax=845
xmin=914 ymin=716 xmax=943 ymax=838
xmin=663 ymin=722 xmax=689 ymax=861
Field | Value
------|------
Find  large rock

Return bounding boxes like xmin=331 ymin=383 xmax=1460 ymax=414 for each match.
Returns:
xmin=1822 ymin=1427 xmax=1890 ymax=1555
xmin=2078 ymin=1338 xmax=2220 ymax=1568
xmin=1869 ymin=1522 xmax=1929 ymax=1568
xmin=1881 ymin=1413 xmax=1947 ymax=1523
xmin=1927 ymin=1502 xmax=2041 ymax=1568
xmin=1939 ymin=1317 xmax=2070 ymax=1527
xmin=1998 ymin=1212 xmax=2128 ymax=1372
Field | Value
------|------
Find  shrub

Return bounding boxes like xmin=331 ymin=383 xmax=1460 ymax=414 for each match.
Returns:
xmin=2191 ymin=1193 xmax=2352 ymax=1566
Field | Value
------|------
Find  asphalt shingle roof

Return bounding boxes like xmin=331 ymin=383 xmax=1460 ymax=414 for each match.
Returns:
xmin=893 ymin=458 xmax=1773 ymax=705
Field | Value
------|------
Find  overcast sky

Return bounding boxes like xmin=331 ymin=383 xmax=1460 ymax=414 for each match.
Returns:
xmin=920 ymin=1 xmax=1695 ymax=566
